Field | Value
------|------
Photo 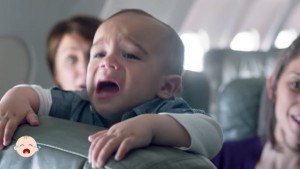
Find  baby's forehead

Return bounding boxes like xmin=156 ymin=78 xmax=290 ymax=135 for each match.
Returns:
xmin=104 ymin=11 xmax=157 ymax=25
xmin=99 ymin=12 xmax=172 ymax=38
xmin=95 ymin=13 xmax=176 ymax=50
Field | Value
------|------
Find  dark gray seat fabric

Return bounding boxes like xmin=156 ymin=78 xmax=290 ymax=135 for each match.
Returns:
xmin=216 ymin=78 xmax=265 ymax=141
xmin=203 ymin=48 xmax=280 ymax=116
xmin=0 ymin=116 xmax=216 ymax=169
xmin=181 ymin=70 xmax=210 ymax=113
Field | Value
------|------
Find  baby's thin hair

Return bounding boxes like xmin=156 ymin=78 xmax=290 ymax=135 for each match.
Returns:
xmin=107 ymin=9 xmax=154 ymax=20
xmin=105 ymin=9 xmax=184 ymax=75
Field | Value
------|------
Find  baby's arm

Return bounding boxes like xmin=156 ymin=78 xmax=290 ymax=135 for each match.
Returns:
xmin=163 ymin=113 xmax=223 ymax=159
xmin=88 ymin=113 xmax=222 ymax=168
xmin=0 ymin=86 xmax=40 ymax=149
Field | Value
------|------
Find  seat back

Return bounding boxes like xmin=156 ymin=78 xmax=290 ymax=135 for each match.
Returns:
xmin=0 ymin=116 xmax=216 ymax=169
xmin=180 ymin=70 xmax=210 ymax=113
xmin=216 ymin=78 xmax=265 ymax=141
xmin=203 ymin=48 xmax=280 ymax=116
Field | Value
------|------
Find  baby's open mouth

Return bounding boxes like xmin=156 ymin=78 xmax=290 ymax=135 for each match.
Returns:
xmin=96 ymin=81 xmax=120 ymax=94
xmin=23 ymin=148 xmax=30 ymax=154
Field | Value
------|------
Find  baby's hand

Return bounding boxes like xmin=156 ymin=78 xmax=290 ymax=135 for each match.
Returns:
xmin=88 ymin=115 xmax=153 ymax=168
xmin=0 ymin=87 xmax=40 ymax=150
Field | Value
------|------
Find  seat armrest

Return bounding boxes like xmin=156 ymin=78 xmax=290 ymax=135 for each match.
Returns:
xmin=0 ymin=116 xmax=215 ymax=169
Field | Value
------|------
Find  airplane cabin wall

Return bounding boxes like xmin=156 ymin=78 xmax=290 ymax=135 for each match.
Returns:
xmin=99 ymin=0 xmax=194 ymax=32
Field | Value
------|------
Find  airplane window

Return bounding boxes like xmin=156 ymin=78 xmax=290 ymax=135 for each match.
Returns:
xmin=274 ymin=29 xmax=298 ymax=49
xmin=230 ymin=29 xmax=260 ymax=51
xmin=180 ymin=30 xmax=210 ymax=72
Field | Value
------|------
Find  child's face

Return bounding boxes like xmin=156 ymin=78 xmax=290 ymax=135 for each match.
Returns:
xmin=87 ymin=13 xmax=174 ymax=121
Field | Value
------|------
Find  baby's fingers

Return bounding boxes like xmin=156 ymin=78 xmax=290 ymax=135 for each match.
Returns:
xmin=3 ymin=120 xmax=19 ymax=146
xmin=0 ymin=117 xmax=8 ymax=150
xmin=96 ymin=138 xmax=121 ymax=167
xmin=26 ymin=111 xmax=39 ymax=126
xmin=115 ymin=137 xmax=135 ymax=161
xmin=88 ymin=130 xmax=107 ymax=142
xmin=89 ymin=134 xmax=111 ymax=167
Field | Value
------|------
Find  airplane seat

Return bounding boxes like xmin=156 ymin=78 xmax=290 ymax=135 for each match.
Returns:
xmin=0 ymin=116 xmax=216 ymax=169
xmin=216 ymin=78 xmax=265 ymax=141
xmin=180 ymin=70 xmax=210 ymax=113
xmin=0 ymin=36 xmax=31 ymax=98
xmin=203 ymin=48 xmax=281 ymax=117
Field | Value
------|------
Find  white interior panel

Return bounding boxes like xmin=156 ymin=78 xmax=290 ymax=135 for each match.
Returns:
xmin=0 ymin=37 xmax=30 ymax=97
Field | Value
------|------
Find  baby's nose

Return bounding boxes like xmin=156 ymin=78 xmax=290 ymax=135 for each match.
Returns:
xmin=100 ymin=57 xmax=119 ymax=70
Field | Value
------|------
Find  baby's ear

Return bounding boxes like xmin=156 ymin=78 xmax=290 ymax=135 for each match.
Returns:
xmin=157 ymin=74 xmax=181 ymax=99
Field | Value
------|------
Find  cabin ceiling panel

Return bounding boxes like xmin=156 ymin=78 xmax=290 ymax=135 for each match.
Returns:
xmin=283 ymin=1 xmax=300 ymax=31
xmin=100 ymin=0 xmax=194 ymax=31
